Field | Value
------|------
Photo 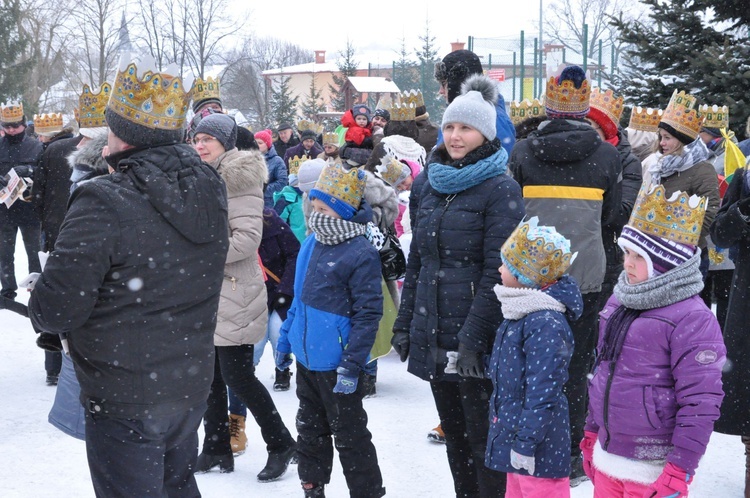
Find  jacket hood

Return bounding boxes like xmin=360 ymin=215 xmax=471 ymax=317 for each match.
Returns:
xmin=67 ymin=133 xmax=109 ymax=174
xmin=265 ymin=145 xmax=280 ymax=160
xmin=213 ymin=148 xmax=268 ymax=195
xmin=544 ymin=274 xmax=584 ymax=322
xmin=530 ymin=119 xmax=602 ymax=163
xmin=118 ymin=143 xmax=228 ymax=244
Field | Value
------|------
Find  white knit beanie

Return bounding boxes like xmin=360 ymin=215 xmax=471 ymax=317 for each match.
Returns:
xmin=441 ymin=74 xmax=498 ymax=141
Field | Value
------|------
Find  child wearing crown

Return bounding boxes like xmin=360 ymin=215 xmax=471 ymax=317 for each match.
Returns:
xmin=275 ymin=163 xmax=385 ymax=498
xmin=472 ymin=217 xmax=582 ymax=497
xmin=581 ymin=185 xmax=725 ymax=498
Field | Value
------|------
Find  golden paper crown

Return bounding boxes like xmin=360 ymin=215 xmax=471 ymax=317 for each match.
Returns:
xmin=389 ymin=103 xmax=416 ymax=122
xmin=288 ymin=155 xmax=307 ymax=176
xmin=699 ymin=104 xmax=729 ymax=130
xmin=627 ymin=184 xmax=707 ymax=246
xmin=1 ymin=101 xmax=24 ymax=124
xmin=322 ymin=131 xmax=340 ymax=147
xmin=628 ymin=106 xmax=663 ymax=133
xmin=545 ymin=76 xmax=590 ymax=117
xmin=297 ymin=119 xmax=324 ymax=136
xmin=33 ymin=113 xmax=64 ymax=134
xmin=78 ymin=82 xmax=111 ymax=129
xmin=509 ymin=98 xmax=546 ymax=126
xmin=400 ymin=89 xmax=425 ymax=108
xmin=501 ymin=217 xmax=575 ymax=287
xmin=375 ymin=95 xmax=393 ymax=111
xmin=108 ymin=62 xmax=191 ymax=130
xmin=313 ymin=163 xmax=366 ymax=209
xmin=589 ymin=88 xmax=624 ymax=125
xmin=190 ymin=76 xmax=220 ymax=105
xmin=659 ymin=90 xmax=703 ymax=141
xmin=375 ymin=157 xmax=409 ymax=187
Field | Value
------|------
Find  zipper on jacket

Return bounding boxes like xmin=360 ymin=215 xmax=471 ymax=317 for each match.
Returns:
xmin=471 ymin=282 xmax=475 ymax=298
xmin=224 ymin=274 xmax=237 ymax=291
xmin=602 ymin=361 xmax=616 ymax=450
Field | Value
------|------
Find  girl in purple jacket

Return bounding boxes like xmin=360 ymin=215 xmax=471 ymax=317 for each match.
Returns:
xmin=582 ymin=185 xmax=725 ymax=498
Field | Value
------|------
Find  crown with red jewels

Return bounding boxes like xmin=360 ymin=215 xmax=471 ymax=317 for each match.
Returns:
xmin=627 ymin=184 xmax=707 ymax=246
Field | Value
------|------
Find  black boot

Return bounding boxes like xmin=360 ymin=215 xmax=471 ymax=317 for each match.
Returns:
xmin=257 ymin=443 xmax=297 ymax=482
xmin=195 ymin=452 xmax=234 ymax=473
xmin=302 ymin=482 xmax=325 ymax=498
xmin=273 ymin=368 xmax=292 ymax=391
xmin=45 ymin=373 xmax=59 ymax=386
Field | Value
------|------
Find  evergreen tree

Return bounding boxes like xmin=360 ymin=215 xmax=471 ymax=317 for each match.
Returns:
xmin=393 ymin=37 xmax=419 ymax=94
xmin=0 ymin=0 xmax=33 ymax=104
xmin=415 ymin=17 xmax=443 ymax=123
xmin=328 ymin=39 xmax=359 ymax=112
xmin=269 ymin=74 xmax=299 ymax=128
xmin=612 ymin=0 xmax=750 ymax=139
xmin=693 ymin=0 xmax=749 ymax=28
xmin=299 ymin=75 xmax=325 ymax=122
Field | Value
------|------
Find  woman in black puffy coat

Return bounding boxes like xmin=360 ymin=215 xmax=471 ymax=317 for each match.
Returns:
xmin=392 ymin=74 xmax=524 ymax=497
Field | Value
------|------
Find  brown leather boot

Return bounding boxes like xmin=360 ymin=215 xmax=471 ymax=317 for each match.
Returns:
xmin=229 ymin=414 xmax=247 ymax=455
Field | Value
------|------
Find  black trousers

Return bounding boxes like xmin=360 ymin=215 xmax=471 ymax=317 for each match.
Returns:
xmin=295 ymin=363 xmax=384 ymax=498
xmin=700 ymin=269 xmax=733 ymax=331
xmin=0 ymin=219 xmax=40 ymax=298
xmin=431 ymin=378 xmax=506 ymax=498
xmin=85 ymin=403 xmax=205 ymax=498
xmin=202 ymin=344 xmax=294 ymax=455
xmin=45 ymin=350 xmax=62 ymax=376
xmin=564 ymin=290 xmax=601 ymax=459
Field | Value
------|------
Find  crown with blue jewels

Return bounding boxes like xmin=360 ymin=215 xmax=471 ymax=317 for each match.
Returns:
xmin=313 ymin=163 xmax=366 ymax=209
xmin=78 ymin=82 xmax=111 ymax=129
xmin=627 ymin=184 xmax=707 ymax=246
xmin=107 ymin=55 xmax=192 ymax=130
xmin=501 ymin=217 xmax=576 ymax=287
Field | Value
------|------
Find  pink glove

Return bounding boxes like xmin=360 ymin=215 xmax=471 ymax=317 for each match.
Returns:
xmin=579 ymin=431 xmax=597 ymax=482
xmin=644 ymin=463 xmax=693 ymax=498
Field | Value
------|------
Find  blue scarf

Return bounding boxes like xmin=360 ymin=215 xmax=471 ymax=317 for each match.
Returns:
xmin=428 ymin=147 xmax=508 ymax=194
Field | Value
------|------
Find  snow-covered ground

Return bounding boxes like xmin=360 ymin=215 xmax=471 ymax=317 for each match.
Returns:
xmin=0 ymin=237 xmax=746 ymax=497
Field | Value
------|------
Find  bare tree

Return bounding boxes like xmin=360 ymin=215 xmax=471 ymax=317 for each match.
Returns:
xmin=69 ymin=0 xmax=123 ymax=87
xmin=543 ymin=0 xmax=637 ymax=58
xmin=221 ymin=36 xmax=310 ymax=127
xmin=183 ymin=0 xmax=245 ymax=78
xmin=16 ymin=0 xmax=76 ymax=112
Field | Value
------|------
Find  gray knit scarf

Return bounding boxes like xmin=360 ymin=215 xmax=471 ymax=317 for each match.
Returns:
xmin=308 ymin=211 xmax=368 ymax=245
xmin=493 ymin=284 xmax=567 ymax=320
xmin=649 ymin=138 xmax=710 ymax=185
xmin=613 ymin=252 xmax=704 ymax=310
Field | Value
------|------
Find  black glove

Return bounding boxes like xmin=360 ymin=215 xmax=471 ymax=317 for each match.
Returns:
xmin=0 ymin=174 xmax=8 ymax=189
xmin=391 ymin=332 xmax=410 ymax=362
xmin=36 ymin=332 xmax=63 ymax=352
xmin=738 ymin=196 xmax=750 ymax=217
xmin=273 ymin=293 xmax=292 ymax=321
xmin=13 ymin=164 xmax=34 ymax=178
xmin=457 ymin=342 xmax=485 ymax=379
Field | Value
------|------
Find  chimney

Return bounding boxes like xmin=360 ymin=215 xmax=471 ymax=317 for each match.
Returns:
xmin=315 ymin=51 xmax=326 ymax=64
xmin=450 ymin=41 xmax=465 ymax=52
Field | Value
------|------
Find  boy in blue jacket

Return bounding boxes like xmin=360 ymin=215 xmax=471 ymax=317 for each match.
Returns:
xmin=275 ymin=163 xmax=385 ymax=498
xmin=484 ymin=217 xmax=582 ymax=497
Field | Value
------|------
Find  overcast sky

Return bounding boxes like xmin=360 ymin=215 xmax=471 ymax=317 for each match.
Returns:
xmin=244 ymin=1 xmax=541 ymax=64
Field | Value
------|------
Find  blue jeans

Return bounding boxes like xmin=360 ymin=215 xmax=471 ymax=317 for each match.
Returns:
xmin=229 ymin=311 xmax=283 ymax=417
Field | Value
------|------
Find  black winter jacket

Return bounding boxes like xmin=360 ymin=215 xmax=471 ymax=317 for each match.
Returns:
xmin=32 ymin=133 xmax=81 ymax=251
xmin=395 ymin=148 xmax=525 ymax=381
xmin=30 ymin=144 xmax=229 ymax=418
xmin=509 ymin=119 xmax=622 ymax=293
xmin=0 ymin=133 xmax=44 ymax=224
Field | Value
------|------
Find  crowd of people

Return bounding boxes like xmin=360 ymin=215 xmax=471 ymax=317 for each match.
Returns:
xmin=0 ymin=46 xmax=749 ymax=498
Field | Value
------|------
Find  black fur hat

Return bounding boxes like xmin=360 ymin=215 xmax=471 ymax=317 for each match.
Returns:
xmin=435 ymin=50 xmax=484 ymax=103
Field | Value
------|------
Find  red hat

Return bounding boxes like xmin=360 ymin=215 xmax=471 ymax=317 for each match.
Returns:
xmin=255 ymin=128 xmax=273 ymax=150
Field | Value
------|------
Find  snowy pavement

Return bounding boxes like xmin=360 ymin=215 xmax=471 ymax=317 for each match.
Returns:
xmin=0 ymin=238 xmax=745 ymax=497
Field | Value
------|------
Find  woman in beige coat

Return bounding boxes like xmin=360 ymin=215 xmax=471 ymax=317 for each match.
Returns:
xmin=190 ymin=113 xmax=296 ymax=482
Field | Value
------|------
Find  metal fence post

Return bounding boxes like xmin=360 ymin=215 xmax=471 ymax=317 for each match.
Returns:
xmin=513 ymin=52 xmax=517 ymax=101
xmin=582 ymin=24 xmax=588 ymax=74
xmin=533 ymin=38 xmax=538 ymax=98
xmin=598 ymin=39 xmax=603 ymax=87
xmin=520 ymin=30 xmax=525 ymax=101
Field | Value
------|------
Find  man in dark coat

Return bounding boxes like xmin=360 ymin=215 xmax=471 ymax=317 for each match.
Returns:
xmin=273 ymin=122 xmax=300 ymax=162
xmin=0 ymin=102 xmax=44 ymax=303
xmin=30 ymin=117 xmax=78 ymax=386
xmin=283 ymin=129 xmax=323 ymax=169
xmin=29 ymin=62 xmax=229 ymax=498
xmin=709 ymin=168 xmax=750 ymax=495
xmin=508 ymin=66 xmax=622 ymax=487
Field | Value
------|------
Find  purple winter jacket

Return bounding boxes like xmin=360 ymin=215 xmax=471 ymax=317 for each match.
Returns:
xmin=585 ymin=294 xmax=725 ymax=474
